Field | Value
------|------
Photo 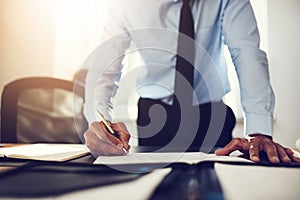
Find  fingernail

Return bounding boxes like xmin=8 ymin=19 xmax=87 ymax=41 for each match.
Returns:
xmin=215 ymin=149 xmax=223 ymax=154
xmin=251 ymin=156 xmax=260 ymax=162
xmin=272 ymin=156 xmax=280 ymax=163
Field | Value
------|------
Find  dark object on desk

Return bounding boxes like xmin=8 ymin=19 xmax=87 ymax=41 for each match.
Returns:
xmin=150 ymin=162 xmax=224 ymax=200
xmin=0 ymin=77 xmax=88 ymax=143
xmin=0 ymin=162 xmax=143 ymax=197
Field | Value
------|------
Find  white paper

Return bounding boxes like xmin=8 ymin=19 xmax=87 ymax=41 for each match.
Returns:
xmin=94 ymin=152 xmax=252 ymax=165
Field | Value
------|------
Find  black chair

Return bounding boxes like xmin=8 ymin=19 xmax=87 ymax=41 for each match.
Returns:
xmin=0 ymin=77 xmax=88 ymax=143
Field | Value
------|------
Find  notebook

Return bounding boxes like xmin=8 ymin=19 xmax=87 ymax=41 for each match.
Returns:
xmin=0 ymin=143 xmax=90 ymax=162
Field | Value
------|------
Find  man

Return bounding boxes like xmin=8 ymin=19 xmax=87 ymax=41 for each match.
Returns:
xmin=83 ymin=0 xmax=299 ymax=163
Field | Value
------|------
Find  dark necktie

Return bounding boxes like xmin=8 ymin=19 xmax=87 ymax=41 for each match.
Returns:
xmin=174 ymin=0 xmax=195 ymax=105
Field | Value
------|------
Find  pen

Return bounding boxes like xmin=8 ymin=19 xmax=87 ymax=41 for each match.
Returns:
xmin=96 ymin=109 xmax=128 ymax=154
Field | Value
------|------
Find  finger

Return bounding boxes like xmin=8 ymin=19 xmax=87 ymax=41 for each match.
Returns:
xmin=84 ymin=130 xmax=124 ymax=156
xmin=276 ymin=145 xmax=291 ymax=163
xmin=215 ymin=138 xmax=247 ymax=156
xmin=240 ymin=138 xmax=251 ymax=153
xmin=112 ymin=122 xmax=129 ymax=133
xmin=264 ymin=142 xmax=280 ymax=163
xmin=89 ymin=122 xmax=110 ymax=143
xmin=111 ymin=122 xmax=131 ymax=151
xmin=249 ymin=143 xmax=260 ymax=162
xmin=285 ymin=148 xmax=300 ymax=163
xmin=97 ymin=122 xmax=124 ymax=149
xmin=88 ymin=122 xmax=123 ymax=151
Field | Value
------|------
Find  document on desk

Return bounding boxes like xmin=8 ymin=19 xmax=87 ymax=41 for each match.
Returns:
xmin=0 ymin=143 xmax=90 ymax=162
xmin=94 ymin=152 xmax=252 ymax=165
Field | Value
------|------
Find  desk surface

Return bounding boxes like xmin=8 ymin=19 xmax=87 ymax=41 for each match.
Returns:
xmin=1 ymin=144 xmax=300 ymax=200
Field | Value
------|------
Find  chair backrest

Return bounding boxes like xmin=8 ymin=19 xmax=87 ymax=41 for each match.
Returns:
xmin=0 ymin=77 xmax=88 ymax=143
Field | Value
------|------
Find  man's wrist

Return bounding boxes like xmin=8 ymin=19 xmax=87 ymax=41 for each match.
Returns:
xmin=247 ymin=133 xmax=273 ymax=140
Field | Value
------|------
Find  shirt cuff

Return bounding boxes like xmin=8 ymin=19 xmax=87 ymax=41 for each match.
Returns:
xmin=83 ymin=104 xmax=113 ymax=126
xmin=244 ymin=113 xmax=273 ymax=138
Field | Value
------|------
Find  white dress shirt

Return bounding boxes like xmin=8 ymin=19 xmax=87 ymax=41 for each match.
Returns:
xmin=83 ymin=0 xmax=275 ymax=137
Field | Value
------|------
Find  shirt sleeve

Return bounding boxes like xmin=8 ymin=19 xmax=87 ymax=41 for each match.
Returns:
xmin=83 ymin=0 xmax=131 ymax=125
xmin=222 ymin=0 xmax=275 ymax=137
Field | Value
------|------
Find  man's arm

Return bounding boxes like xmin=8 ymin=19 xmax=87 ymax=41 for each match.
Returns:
xmin=83 ymin=0 xmax=132 ymax=156
xmin=84 ymin=0 xmax=131 ymax=123
xmin=217 ymin=0 xmax=299 ymax=163
xmin=222 ymin=0 xmax=274 ymax=137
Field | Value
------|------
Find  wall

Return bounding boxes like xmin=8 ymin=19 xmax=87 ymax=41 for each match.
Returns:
xmin=268 ymin=0 xmax=300 ymax=147
xmin=0 ymin=0 xmax=55 ymax=94
xmin=0 ymin=0 xmax=107 ymax=102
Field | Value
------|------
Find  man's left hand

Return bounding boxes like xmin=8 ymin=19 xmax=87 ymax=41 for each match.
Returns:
xmin=215 ymin=134 xmax=300 ymax=163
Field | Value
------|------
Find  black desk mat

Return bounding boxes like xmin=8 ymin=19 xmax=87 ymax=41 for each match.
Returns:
xmin=0 ymin=161 xmax=146 ymax=197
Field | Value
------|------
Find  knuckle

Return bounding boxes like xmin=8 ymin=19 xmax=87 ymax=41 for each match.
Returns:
xmin=241 ymin=138 xmax=248 ymax=144
xmin=124 ymin=133 xmax=131 ymax=140
xmin=118 ymin=122 xmax=126 ymax=127
xmin=118 ymin=122 xmax=129 ymax=132
xmin=91 ymin=121 xmax=99 ymax=128
xmin=264 ymin=142 xmax=275 ymax=149
xmin=249 ymin=145 xmax=258 ymax=150
xmin=84 ymin=130 xmax=92 ymax=140
xmin=276 ymin=144 xmax=284 ymax=151
xmin=232 ymin=138 xmax=240 ymax=145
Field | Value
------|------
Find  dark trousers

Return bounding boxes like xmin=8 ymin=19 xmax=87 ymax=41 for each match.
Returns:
xmin=137 ymin=97 xmax=236 ymax=151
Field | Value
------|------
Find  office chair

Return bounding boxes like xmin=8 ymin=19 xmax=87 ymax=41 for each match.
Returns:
xmin=0 ymin=77 xmax=88 ymax=143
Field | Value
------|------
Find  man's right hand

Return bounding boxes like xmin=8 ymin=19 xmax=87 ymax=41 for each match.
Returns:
xmin=84 ymin=121 xmax=131 ymax=157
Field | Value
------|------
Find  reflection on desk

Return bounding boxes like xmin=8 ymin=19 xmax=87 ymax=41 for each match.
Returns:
xmin=215 ymin=163 xmax=300 ymax=200
xmin=0 ymin=166 xmax=16 ymax=174
xmin=0 ymin=167 xmax=171 ymax=200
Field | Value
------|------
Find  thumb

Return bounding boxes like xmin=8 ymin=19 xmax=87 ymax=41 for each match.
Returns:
xmin=215 ymin=138 xmax=246 ymax=156
xmin=215 ymin=147 xmax=231 ymax=156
